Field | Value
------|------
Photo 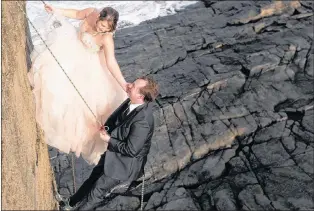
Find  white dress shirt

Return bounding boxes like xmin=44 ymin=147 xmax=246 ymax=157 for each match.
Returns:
xmin=128 ymin=103 xmax=143 ymax=114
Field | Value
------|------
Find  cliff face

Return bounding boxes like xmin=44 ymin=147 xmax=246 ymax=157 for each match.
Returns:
xmin=1 ymin=1 xmax=57 ymax=209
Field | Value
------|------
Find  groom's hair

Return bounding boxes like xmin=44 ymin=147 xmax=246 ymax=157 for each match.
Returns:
xmin=139 ymin=76 xmax=159 ymax=102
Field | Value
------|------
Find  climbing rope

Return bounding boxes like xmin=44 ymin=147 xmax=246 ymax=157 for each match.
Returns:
xmin=140 ymin=174 xmax=145 ymax=211
xmin=16 ymin=1 xmax=103 ymax=128
xmin=71 ymin=153 xmax=77 ymax=193
xmin=16 ymin=1 xmax=146 ymax=209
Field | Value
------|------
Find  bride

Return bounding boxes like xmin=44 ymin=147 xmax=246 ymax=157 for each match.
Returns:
xmin=28 ymin=4 xmax=128 ymax=164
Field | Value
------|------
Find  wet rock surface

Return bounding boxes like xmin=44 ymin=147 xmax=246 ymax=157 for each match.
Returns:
xmin=49 ymin=1 xmax=314 ymax=210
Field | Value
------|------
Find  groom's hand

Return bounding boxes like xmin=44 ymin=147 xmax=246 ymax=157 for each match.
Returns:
xmin=100 ymin=130 xmax=110 ymax=143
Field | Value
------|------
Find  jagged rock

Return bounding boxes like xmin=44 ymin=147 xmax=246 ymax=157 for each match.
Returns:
xmin=59 ymin=187 xmax=70 ymax=196
xmin=145 ymin=191 xmax=164 ymax=210
xmin=228 ymin=156 xmax=249 ymax=174
xmin=96 ymin=196 xmax=140 ymax=211
xmin=48 ymin=146 xmax=58 ymax=159
xmin=174 ymin=148 xmax=236 ymax=188
xmin=213 ymin=187 xmax=237 ymax=210
xmin=292 ymin=122 xmax=314 ymax=146
xmin=198 ymin=193 xmax=214 ymax=210
xmin=251 ymin=139 xmax=295 ymax=167
xmin=48 ymin=1 xmax=314 ymax=210
xmin=145 ymin=186 xmax=200 ymax=210
xmin=305 ymin=51 xmax=314 ymax=77
xmin=302 ymin=109 xmax=314 ymax=133
xmin=157 ymin=187 xmax=199 ymax=210
xmin=293 ymin=147 xmax=314 ymax=176
xmin=231 ymin=172 xmax=259 ymax=189
xmin=157 ymin=197 xmax=199 ymax=210
xmin=254 ymin=121 xmax=287 ymax=143
xmin=256 ymin=166 xmax=314 ymax=210
xmin=238 ymin=185 xmax=274 ymax=210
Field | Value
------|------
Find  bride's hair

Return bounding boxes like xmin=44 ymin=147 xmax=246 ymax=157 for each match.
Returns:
xmin=99 ymin=7 xmax=119 ymax=32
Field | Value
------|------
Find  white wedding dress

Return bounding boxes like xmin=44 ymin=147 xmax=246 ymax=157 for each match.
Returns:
xmin=28 ymin=12 xmax=127 ymax=164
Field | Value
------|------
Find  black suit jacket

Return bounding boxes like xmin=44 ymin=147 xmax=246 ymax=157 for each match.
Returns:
xmin=103 ymin=99 xmax=155 ymax=182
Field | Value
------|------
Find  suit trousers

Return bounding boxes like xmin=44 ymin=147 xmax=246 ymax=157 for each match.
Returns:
xmin=69 ymin=155 xmax=121 ymax=210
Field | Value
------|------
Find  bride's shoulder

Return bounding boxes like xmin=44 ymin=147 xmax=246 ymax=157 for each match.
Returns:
xmin=86 ymin=7 xmax=98 ymax=17
xmin=77 ymin=7 xmax=95 ymax=19
xmin=100 ymin=32 xmax=114 ymax=43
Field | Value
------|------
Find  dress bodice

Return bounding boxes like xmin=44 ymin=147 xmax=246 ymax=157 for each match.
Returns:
xmin=78 ymin=10 xmax=114 ymax=53
xmin=80 ymin=32 xmax=101 ymax=53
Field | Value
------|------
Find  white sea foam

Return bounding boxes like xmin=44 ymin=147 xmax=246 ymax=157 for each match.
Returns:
xmin=26 ymin=1 xmax=198 ymax=31
xmin=26 ymin=1 xmax=198 ymax=47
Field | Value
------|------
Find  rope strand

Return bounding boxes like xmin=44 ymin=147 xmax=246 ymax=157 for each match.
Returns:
xmin=140 ymin=174 xmax=145 ymax=211
xmin=16 ymin=1 xmax=102 ymax=128
xmin=71 ymin=153 xmax=77 ymax=193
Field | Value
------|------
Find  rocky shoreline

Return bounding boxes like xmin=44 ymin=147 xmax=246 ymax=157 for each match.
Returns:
xmin=48 ymin=1 xmax=313 ymax=210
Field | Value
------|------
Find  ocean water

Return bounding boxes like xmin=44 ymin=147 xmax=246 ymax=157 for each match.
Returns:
xmin=26 ymin=1 xmax=198 ymax=32
xmin=26 ymin=1 xmax=198 ymax=47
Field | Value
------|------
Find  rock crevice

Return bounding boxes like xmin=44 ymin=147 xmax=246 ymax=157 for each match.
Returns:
xmin=49 ymin=1 xmax=313 ymax=210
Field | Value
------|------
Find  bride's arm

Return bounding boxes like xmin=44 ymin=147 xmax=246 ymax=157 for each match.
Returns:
xmin=45 ymin=4 xmax=94 ymax=20
xmin=101 ymin=35 xmax=128 ymax=92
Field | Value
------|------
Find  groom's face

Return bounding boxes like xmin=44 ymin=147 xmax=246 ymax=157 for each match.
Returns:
xmin=127 ymin=79 xmax=147 ymax=102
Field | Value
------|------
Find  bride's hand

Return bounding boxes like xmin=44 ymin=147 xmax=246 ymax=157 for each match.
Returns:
xmin=124 ymin=82 xmax=131 ymax=92
xmin=44 ymin=4 xmax=54 ymax=14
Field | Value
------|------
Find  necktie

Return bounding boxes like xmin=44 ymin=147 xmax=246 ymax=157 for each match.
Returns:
xmin=122 ymin=106 xmax=130 ymax=119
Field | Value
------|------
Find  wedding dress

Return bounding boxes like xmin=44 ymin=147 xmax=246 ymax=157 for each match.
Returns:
xmin=28 ymin=12 xmax=127 ymax=164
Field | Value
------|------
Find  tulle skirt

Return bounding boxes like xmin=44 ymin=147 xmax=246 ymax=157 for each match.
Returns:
xmin=28 ymin=14 xmax=127 ymax=164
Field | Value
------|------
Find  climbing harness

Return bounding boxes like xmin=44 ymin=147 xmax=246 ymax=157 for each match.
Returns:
xmin=15 ymin=1 xmax=145 ymax=209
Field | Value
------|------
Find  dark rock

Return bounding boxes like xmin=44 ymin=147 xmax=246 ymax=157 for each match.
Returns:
xmin=96 ymin=196 xmax=139 ymax=211
xmin=157 ymin=197 xmax=198 ymax=210
xmin=251 ymin=139 xmax=294 ymax=167
xmin=145 ymin=191 xmax=164 ymax=210
xmin=238 ymin=185 xmax=274 ymax=210
xmin=256 ymin=166 xmax=314 ymax=210
xmin=213 ymin=186 xmax=237 ymax=210
xmin=254 ymin=121 xmax=287 ymax=143
xmin=231 ymin=172 xmax=259 ymax=189
xmin=47 ymin=1 xmax=313 ymax=210
xmin=302 ymin=109 xmax=314 ymax=133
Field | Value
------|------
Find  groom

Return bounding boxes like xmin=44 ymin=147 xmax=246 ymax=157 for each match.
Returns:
xmin=62 ymin=76 xmax=159 ymax=210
